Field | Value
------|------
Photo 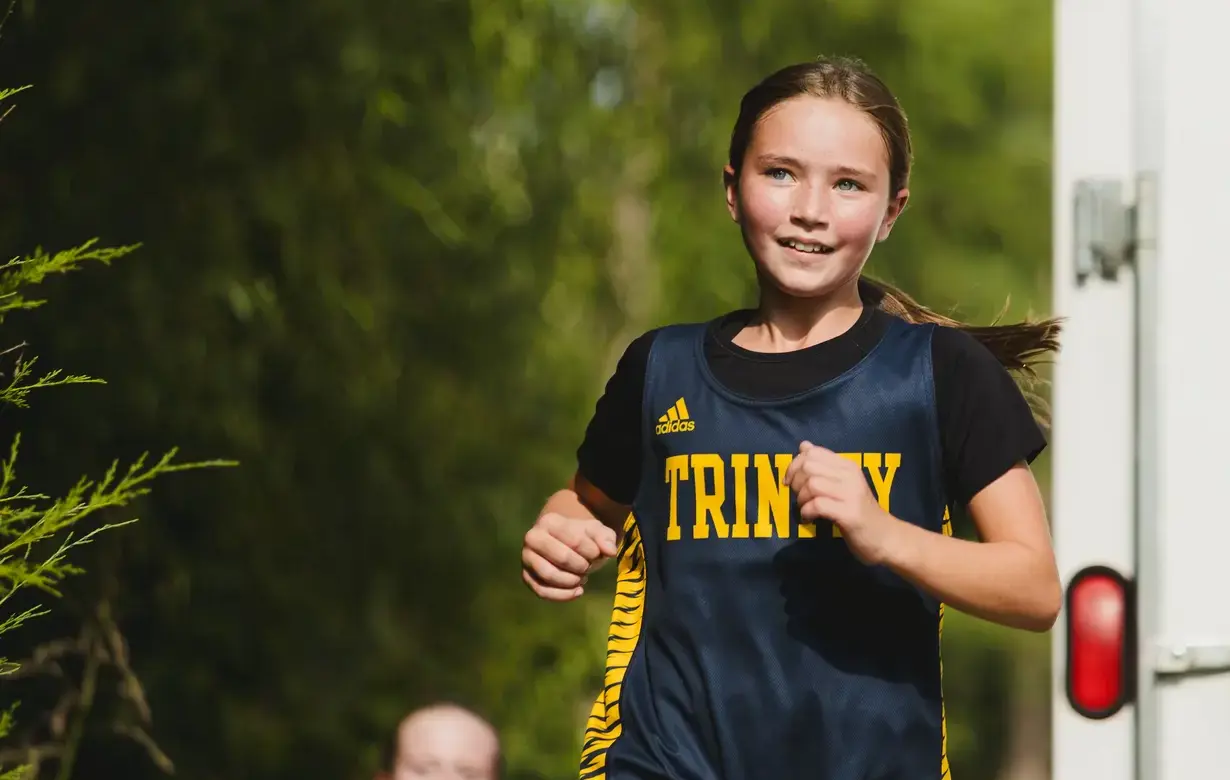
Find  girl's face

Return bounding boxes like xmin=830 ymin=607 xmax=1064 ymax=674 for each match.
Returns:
xmin=725 ymin=96 xmax=908 ymax=301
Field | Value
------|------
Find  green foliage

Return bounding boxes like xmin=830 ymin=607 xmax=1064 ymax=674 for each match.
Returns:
xmin=0 ymin=241 xmax=139 ymax=324
xmin=0 ymin=84 xmax=234 ymax=778
xmin=0 ymin=439 xmax=229 ymax=610
xmin=0 ymin=1 xmax=1053 ymax=778
xmin=0 ymin=243 xmax=231 ymax=776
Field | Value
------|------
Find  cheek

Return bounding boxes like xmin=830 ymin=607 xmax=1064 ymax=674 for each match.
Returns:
xmin=832 ymin=197 xmax=888 ymax=240
xmin=738 ymin=181 xmax=792 ymax=235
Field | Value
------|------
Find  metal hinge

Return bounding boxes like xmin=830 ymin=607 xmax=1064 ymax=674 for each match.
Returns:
xmin=1153 ymin=642 xmax=1230 ymax=678
xmin=1073 ymin=178 xmax=1138 ymax=284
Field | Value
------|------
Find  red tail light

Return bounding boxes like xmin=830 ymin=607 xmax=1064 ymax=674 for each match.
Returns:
xmin=1065 ymin=565 xmax=1134 ymax=719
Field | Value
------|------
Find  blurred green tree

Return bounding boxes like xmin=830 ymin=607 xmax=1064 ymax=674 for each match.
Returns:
xmin=0 ymin=0 xmax=1052 ymax=777
xmin=0 ymin=71 xmax=232 ymax=780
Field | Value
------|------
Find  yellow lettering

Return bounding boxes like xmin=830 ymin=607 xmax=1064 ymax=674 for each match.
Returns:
xmin=730 ymin=454 xmax=750 ymax=538
xmin=754 ymin=453 xmax=794 ymax=539
xmin=663 ymin=451 xmax=901 ymax=545
xmin=665 ymin=455 xmax=689 ymax=541
xmin=865 ymin=452 xmax=901 ymax=511
xmin=691 ymin=454 xmax=728 ymax=539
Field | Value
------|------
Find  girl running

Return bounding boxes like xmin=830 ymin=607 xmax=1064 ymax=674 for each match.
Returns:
xmin=521 ymin=55 xmax=1062 ymax=780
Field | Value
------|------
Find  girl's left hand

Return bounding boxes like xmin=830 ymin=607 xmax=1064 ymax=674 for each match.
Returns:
xmin=784 ymin=440 xmax=902 ymax=566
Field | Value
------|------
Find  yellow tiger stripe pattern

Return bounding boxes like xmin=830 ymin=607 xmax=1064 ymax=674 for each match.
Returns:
xmin=579 ymin=513 xmax=646 ymax=780
xmin=940 ymin=506 xmax=953 ymax=780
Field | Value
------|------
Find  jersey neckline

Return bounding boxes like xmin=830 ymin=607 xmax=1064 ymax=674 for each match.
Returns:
xmin=692 ymin=310 xmax=906 ymax=407
xmin=707 ymin=304 xmax=883 ymax=364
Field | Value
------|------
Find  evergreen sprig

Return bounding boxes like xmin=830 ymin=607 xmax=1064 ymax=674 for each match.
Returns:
xmin=0 ymin=74 xmax=233 ymax=778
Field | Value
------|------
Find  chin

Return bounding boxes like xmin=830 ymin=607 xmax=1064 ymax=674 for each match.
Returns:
xmin=759 ymin=264 xmax=859 ymax=301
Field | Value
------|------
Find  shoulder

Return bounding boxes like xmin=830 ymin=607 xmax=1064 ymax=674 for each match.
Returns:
xmin=927 ymin=325 xmax=1047 ymax=506
xmin=596 ymin=328 xmax=660 ymax=405
xmin=926 ymin=324 xmax=1040 ymax=412
xmin=619 ymin=328 xmax=660 ymax=371
xmin=928 ymin=324 xmax=1038 ymax=419
xmin=575 ymin=328 xmax=664 ymax=506
xmin=611 ymin=318 xmax=720 ymax=382
xmin=929 ymin=324 xmax=1009 ymax=377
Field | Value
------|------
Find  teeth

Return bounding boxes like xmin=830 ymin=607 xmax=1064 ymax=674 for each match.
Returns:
xmin=786 ymin=240 xmax=831 ymax=254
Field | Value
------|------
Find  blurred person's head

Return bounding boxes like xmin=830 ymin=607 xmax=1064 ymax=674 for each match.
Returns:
xmin=376 ymin=703 xmax=500 ymax=780
xmin=722 ymin=55 xmax=911 ymax=304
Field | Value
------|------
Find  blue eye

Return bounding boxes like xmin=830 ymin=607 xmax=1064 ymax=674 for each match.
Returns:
xmin=836 ymin=178 xmax=862 ymax=191
xmin=765 ymin=168 xmax=792 ymax=181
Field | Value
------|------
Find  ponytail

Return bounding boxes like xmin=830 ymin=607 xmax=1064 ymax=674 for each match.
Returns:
xmin=858 ymin=276 xmax=1063 ymax=425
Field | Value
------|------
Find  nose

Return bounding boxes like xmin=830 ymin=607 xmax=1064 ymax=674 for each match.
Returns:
xmin=791 ymin=181 xmax=830 ymax=230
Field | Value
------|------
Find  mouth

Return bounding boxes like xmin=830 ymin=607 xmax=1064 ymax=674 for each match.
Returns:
xmin=778 ymin=238 xmax=836 ymax=255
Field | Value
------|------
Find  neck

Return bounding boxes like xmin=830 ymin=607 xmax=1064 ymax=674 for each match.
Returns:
xmin=738 ymin=277 xmax=864 ymax=353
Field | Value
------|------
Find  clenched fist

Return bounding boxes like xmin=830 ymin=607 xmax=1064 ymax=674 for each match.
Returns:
xmin=784 ymin=440 xmax=903 ymax=566
xmin=522 ymin=512 xmax=619 ymax=601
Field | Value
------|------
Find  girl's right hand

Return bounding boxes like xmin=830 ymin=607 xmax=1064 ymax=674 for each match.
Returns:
xmin=522 ymin=513 xmax=619 ymax=601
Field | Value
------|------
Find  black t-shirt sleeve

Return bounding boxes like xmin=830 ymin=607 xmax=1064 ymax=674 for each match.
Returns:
xmin=575 ymin=329 xmax=657 ymax=506
xmin=931 ymin=326 xmax=1048 ymax=508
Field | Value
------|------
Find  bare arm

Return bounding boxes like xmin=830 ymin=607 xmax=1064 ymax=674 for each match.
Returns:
xmin=544 ymin=471 xmax=632 ymax=543
xmin=522 ymin=472 xmax=631 ymax=601
xmin=882 ymin=463 xmax=1062 ymax=632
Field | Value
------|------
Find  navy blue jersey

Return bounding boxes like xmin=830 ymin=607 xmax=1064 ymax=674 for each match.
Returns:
xmin=581 ymin=317 xmax=953 ymax=780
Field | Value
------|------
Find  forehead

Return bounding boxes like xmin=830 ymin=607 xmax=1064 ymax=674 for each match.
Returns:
xmin=749 ymin=96 xmax=887 ymax=170
xmin=399 ymin=710 xmax=499 ymax=764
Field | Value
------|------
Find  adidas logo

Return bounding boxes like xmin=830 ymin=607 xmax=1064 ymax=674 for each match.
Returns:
xmin=655 ymin=398 xmax=695 ymax=435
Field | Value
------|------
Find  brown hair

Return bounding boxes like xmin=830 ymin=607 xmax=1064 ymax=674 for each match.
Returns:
xmin=728 ymin=56 xmax=1062 ymax=422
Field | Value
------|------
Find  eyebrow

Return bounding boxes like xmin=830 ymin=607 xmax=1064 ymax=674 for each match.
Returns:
xmin=755 ymin=154 xmax=805 ymax=169
xmin=754 ymin=155 xmax=875 ymax=179
xmin=830 ymin=165 xmax=874 ymax=179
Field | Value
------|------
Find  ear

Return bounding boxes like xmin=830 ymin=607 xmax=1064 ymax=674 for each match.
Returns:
xmin=876 ymin=188 xmax=909 ymax=242
xmin=723 ymin=165 xmax=740 ymax=223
